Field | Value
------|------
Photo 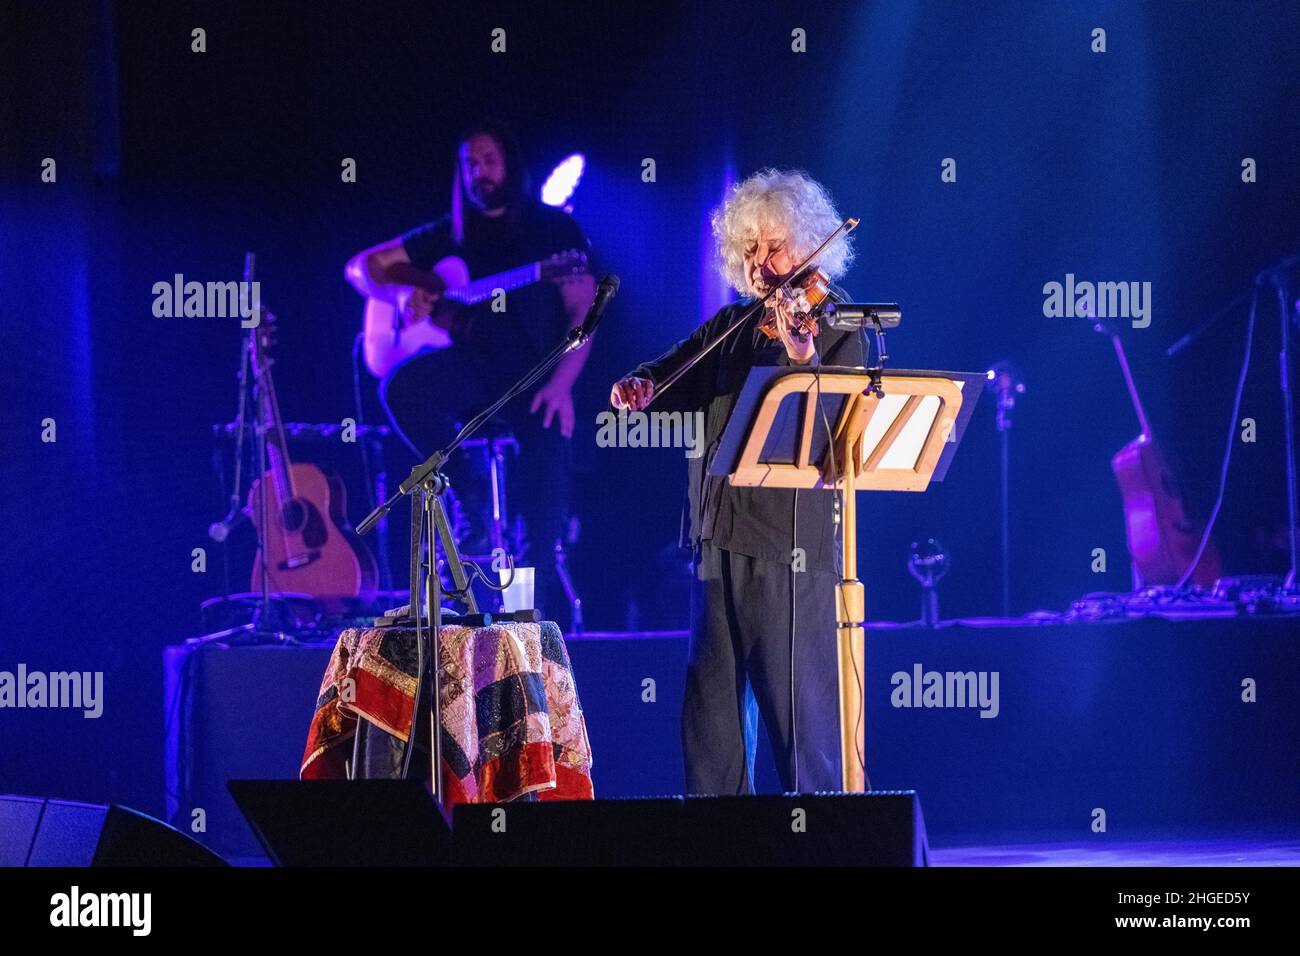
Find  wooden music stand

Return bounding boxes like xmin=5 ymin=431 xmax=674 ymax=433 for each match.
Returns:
xmin=710 ymin=366 xmax=982 ymax=792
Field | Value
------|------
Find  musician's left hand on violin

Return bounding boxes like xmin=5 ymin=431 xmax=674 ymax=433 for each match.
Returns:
xmin=530 ymin=377 xmax=576 ymax=437
xmin=771 ymin=296 xmax=818 ymax=365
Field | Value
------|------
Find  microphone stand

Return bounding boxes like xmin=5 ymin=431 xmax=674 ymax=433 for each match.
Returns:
xmin=209 ymin=308 xmax=252 ymax=605
xmin=199 ymin=252 xmax=292 ymax=643
xmin=355 ymin=317 xmax=600 ymax=798
xmin=1167 ymin=253 xmax=1300 ymax=358
xmin=1274 ymin=277 xmax=1298 ymax=590
xmin=985 ymin=363 xmax=1024 ymax=616
xmin=1166 ymin=254 xmax=1299 ymax=593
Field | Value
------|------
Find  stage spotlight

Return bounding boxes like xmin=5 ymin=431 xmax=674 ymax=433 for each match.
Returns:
xmin=541 ymin=153 xmax=586 ymax=208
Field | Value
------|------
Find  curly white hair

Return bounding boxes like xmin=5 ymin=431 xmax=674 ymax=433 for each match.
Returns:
xmin=710 ymin=168 xmax=854 ymax=295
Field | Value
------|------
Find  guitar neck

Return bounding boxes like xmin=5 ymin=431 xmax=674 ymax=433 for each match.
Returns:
xmin=252 ymin=354 xmax=295 ymax=499
xmin=446 ymin=261 xmax=544 ymax=304
xmin=1109 ymin=333 xmax=1154 ymax=441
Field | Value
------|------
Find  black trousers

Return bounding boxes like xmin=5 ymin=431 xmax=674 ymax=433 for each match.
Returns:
xmin=684 ymin=544 xmax=848 ymax=794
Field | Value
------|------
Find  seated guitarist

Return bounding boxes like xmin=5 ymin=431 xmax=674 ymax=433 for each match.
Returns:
xmin=345 ymin=122 xmax=596 ymax=621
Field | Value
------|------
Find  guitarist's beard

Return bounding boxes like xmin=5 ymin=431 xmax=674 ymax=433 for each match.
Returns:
xmin=470 ymin=178 xmax=508 ymax=211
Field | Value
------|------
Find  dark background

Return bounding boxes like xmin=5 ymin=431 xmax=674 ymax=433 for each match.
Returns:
xmin=1 ymin=0 xmax=1297 ymax=816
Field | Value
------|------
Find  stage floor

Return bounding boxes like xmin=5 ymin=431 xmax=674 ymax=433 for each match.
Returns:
xmin=228 ymin=830 xmax=1300 ymax=868
xmin=929 ymin=831 xmax=1300 ymax=867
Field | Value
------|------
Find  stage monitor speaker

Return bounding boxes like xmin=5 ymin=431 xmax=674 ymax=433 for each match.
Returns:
xmin=453 ymin=797 xmax=685 ymax=867
xmin=453 ymin=791 xmax=928 ymax=866
xmin=0 ymin=795 xmax=228 ymax=866
xmin=683 ymin=791 xmax=929 ymax=866
xmin=228 ymin=779 xmax=451 ymax=866
xmin=0 ymin=796 xmax=45 ymax=866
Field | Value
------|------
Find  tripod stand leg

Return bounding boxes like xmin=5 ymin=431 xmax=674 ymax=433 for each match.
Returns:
xmin=554 ymin=538 xmax=584 ymax=633
xmin=431 ymin=494 xmax=477 ymax=614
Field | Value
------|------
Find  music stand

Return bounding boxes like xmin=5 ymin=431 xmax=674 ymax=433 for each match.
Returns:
xmin=711 ymin=366 xmax=982 ymax=791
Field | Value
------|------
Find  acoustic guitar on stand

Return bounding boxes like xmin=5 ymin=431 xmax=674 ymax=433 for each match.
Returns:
xmin=247 ymin=310 xmax=378 ymax=603
xmin=362 ymin=249 xmax=588 ymax=378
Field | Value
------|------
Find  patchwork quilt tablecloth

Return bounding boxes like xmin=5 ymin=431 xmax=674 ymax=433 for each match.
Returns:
xmin=301 ymin=620 xmax=594 ymax=804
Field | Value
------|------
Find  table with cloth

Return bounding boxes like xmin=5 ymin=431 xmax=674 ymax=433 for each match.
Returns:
xmin=301 ymin=620 xmax=594 ymax=804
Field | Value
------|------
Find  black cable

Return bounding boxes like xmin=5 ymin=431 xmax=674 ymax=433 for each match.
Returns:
xmin=809 ymin=320 xmax=868 ymax=781
xmin=1174 ymin=273 xmax=1262 ymax=589
xmin=789 ymin=487 xmax=799 ymax=792
xmin=352 ymin=331 xmax=377 ymax=511
xmin=787 ymin=322 xmax=838 ymax=794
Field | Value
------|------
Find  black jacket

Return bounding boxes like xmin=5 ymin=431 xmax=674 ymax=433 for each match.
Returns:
xmin=627 ymin=300 xmax=867 ymax=573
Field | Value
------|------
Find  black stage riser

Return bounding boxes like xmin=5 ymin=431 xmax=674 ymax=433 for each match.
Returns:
xmin=228 ymin=782 xmax=927 ymax=867
xmin=453 ymin=792 xmax=928 ymax=867
xmin=227 ymin=780 xmax=450 ymax=867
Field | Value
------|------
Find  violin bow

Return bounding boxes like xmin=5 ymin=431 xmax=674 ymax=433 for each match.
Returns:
xmin=646 ymin=217 xmax=859 ymax=405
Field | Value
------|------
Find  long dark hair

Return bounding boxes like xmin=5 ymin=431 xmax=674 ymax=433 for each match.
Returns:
xmin=451 ymin=121 xmax=530 ymax=243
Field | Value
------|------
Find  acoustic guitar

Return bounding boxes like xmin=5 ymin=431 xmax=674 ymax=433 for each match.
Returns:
xmin=1094 ymin=316 xmax=1221 ymax=587
xmin=363 ymin=249 xmax=588 ymax=378
xmin=247 ymin=311 xmax=378 ymax=602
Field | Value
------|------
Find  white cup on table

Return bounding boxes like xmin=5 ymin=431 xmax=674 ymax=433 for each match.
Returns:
xmin=499 ymin=566 xmax=534 ymax=613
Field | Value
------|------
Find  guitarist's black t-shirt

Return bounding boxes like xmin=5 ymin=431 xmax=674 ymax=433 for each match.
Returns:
xmin=399 ymin=200 xmax=590 ymax=384
xmin=389 ymin=199 xmax=590 ymax=445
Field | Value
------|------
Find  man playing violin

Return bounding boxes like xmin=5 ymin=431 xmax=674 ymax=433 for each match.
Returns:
xmin=611 ymin=169 xmax=868 ymax=794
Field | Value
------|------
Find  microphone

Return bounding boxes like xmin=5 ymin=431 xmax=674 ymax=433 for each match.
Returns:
xmin=578 ymin=274 xmax=620 ymax=340
xmin=208 ymin=507 xmax=249 ymax=543
xmin=821 ymin=301 xmax=902 ymax=331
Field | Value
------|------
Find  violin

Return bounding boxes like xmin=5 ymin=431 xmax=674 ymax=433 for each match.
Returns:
xmin=757 ymin=268 xmax=834 ymax=341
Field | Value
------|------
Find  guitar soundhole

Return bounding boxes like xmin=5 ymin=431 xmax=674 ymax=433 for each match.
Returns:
xmin=281 ymin=498 xmax=307 ymax=532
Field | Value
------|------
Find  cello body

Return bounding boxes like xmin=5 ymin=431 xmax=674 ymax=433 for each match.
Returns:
xmin=1111 ymin=435 xmax=1220 ymax=587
